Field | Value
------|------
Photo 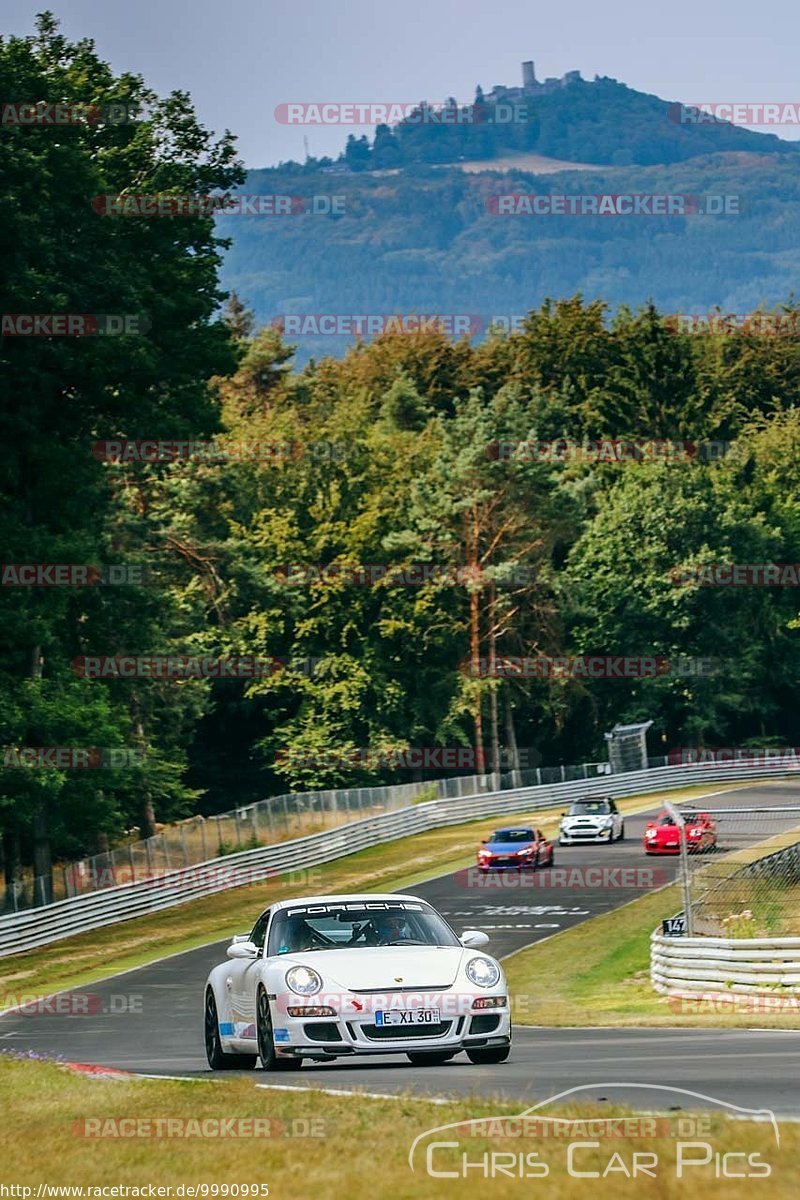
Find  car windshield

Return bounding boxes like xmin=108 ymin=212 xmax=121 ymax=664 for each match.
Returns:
xmin=568 ymin=800 xmax=610 ymax=816
xmin=489 ymin=829 xmax=534 ymax=843
xmin=266 ymin=901 xmax=461 ymax=954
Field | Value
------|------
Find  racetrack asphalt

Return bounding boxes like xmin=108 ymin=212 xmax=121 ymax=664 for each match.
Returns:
xmin=2 ymin=781 xmax=799 ymax=1115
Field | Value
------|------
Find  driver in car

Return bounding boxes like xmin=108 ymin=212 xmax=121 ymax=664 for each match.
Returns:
xmin=348 ymin=912 xmax=411 ymax=946
xmin=284 ymin=919 xmax=323 ymax=952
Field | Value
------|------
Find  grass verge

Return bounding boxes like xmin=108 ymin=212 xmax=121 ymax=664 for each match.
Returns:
xmin=505 ymin=878 xmax=800 ymax=1029
xmin=0 ymin=1056 xmax=797 ymax=1199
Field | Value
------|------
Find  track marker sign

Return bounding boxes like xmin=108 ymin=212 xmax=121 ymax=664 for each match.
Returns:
xmin=662 ymin=914 xmax=687 ymax=936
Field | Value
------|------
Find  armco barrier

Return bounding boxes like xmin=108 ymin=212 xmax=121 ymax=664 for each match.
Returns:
xmin=0 ymin=760 xmax=795 ymax=958
xmin=651 ymin=933 xmax=800 ymax=994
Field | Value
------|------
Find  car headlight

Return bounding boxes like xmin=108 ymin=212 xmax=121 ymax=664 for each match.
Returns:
xmin=688 ymin=827 xmax=702 ymax=837
xmin=645 ymin=829 xmax=657 ymax=838
xmin=285 ymin=965 xmax=322 ymax=995
xmin=466 ymin=956 xmax=501 ymax=988
xmin=601 ymin=817 xmax=614 ymax=827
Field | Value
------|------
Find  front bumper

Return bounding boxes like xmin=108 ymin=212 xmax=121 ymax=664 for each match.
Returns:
xmin=270 ymin=994 xmax=511 ymax=1059
xmin=559 ymin=826 xmax=613 ymax=844
xmin=477 ymin=856 xmax=536 ymax=871
xmin=644 ymin=838 xmax=706 ymax=855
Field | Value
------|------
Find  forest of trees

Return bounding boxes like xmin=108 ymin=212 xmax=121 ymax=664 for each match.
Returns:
xmin=224 ymin=155 xmax=800 ymax=366
xmin=3 ymin=19 xmax=800 ymax=896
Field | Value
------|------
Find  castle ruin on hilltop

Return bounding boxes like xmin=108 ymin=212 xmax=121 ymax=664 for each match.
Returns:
xmin=488 ymin=61 xmax=582 ymax=104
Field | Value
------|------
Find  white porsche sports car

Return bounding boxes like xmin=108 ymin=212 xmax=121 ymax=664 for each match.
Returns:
xmin=204 ymin=892 xmax=511 ymax=1071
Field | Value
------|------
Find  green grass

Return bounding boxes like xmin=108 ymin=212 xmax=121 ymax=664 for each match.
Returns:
xmin=1 ymin=1056 xmax=798 ymax=1199
xmin=505 ymin=879 xmax=800 ymax=1029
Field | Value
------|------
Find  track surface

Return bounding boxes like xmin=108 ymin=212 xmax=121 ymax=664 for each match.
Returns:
xmin=2 ymin=781 xmax=800 ymax=1114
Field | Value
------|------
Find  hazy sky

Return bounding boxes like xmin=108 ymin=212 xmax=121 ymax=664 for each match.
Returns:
xmin=5 ymin=0 xmax=800 ymax=166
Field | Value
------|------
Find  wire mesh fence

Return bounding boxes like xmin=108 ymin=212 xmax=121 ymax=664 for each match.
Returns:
xmin=1 ymin=755 xmax=642 ymax=914
xmin=673 ymin=802 xmax=800 ymax=937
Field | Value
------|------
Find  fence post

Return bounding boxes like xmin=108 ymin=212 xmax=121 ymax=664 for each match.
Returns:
xmin=129 ymin=844 xmax=136 ymax=883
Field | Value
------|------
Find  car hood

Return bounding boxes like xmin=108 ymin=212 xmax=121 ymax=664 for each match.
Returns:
xmin=562 ymin=814 xmax=607 ymax=824
xmin=484 ymin=841 xmax=533 ymax=853
xmin=276 ymin=945 xmax=468 ymax=990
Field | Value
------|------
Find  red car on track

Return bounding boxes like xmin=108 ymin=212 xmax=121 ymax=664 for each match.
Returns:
xmin=477 ymin=826 xmax=555 ymax=872
xmin=643 ymin=809 xmax=717 ymax=855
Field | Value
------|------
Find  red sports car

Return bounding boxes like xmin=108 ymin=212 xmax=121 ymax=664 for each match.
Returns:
xmin=643 ymin=809 xmax=717 ymax=855
xmin=477 ymin=826 xmax=555 ymax=872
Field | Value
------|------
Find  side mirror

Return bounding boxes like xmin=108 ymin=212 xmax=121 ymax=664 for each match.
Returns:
xmin=227 ymin=940 xmax=259 ymax=959
xmin=460 ymin=929 xmax=490 ymax=949
xmin=481 ymin=838 xmax=489 ymax=844
xmin=560 ymin=811 xmax=566 ymax=817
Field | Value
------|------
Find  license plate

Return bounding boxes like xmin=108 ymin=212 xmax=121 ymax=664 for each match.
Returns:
xmin=374 ymin=1008 xmax=441 ymax=1027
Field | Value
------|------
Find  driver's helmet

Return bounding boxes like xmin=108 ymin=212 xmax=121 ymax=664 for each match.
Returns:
xmin=286 ymin=919 xmax=317 ymax=952
xmin=372 ymin=912 xmax=408 ymax=942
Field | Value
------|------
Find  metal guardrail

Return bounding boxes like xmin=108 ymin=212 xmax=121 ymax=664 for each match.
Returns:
xmin=651 ymin=934 xmax=800 ymax=994
xmin=0 ymin=759 xmax=795 ymax=959
xmin=3 ymin=759 xmax=618 ymax=913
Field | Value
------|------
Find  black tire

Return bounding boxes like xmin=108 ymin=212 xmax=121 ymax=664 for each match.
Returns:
xmin=466 ymin=1043 xmax=511 ymax=1065
xmin=548 ymin=848 xmax=555 ymax=867
xmin=406 ymin=1051 xmax=457 ymax=1066
xmin=204 ymin=990 xmax=257 ymax=1071
xmin=618 ymin=823 xmax=625 ymax=841
xmin=257 ymin=987 xmax=303 ymax=1071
